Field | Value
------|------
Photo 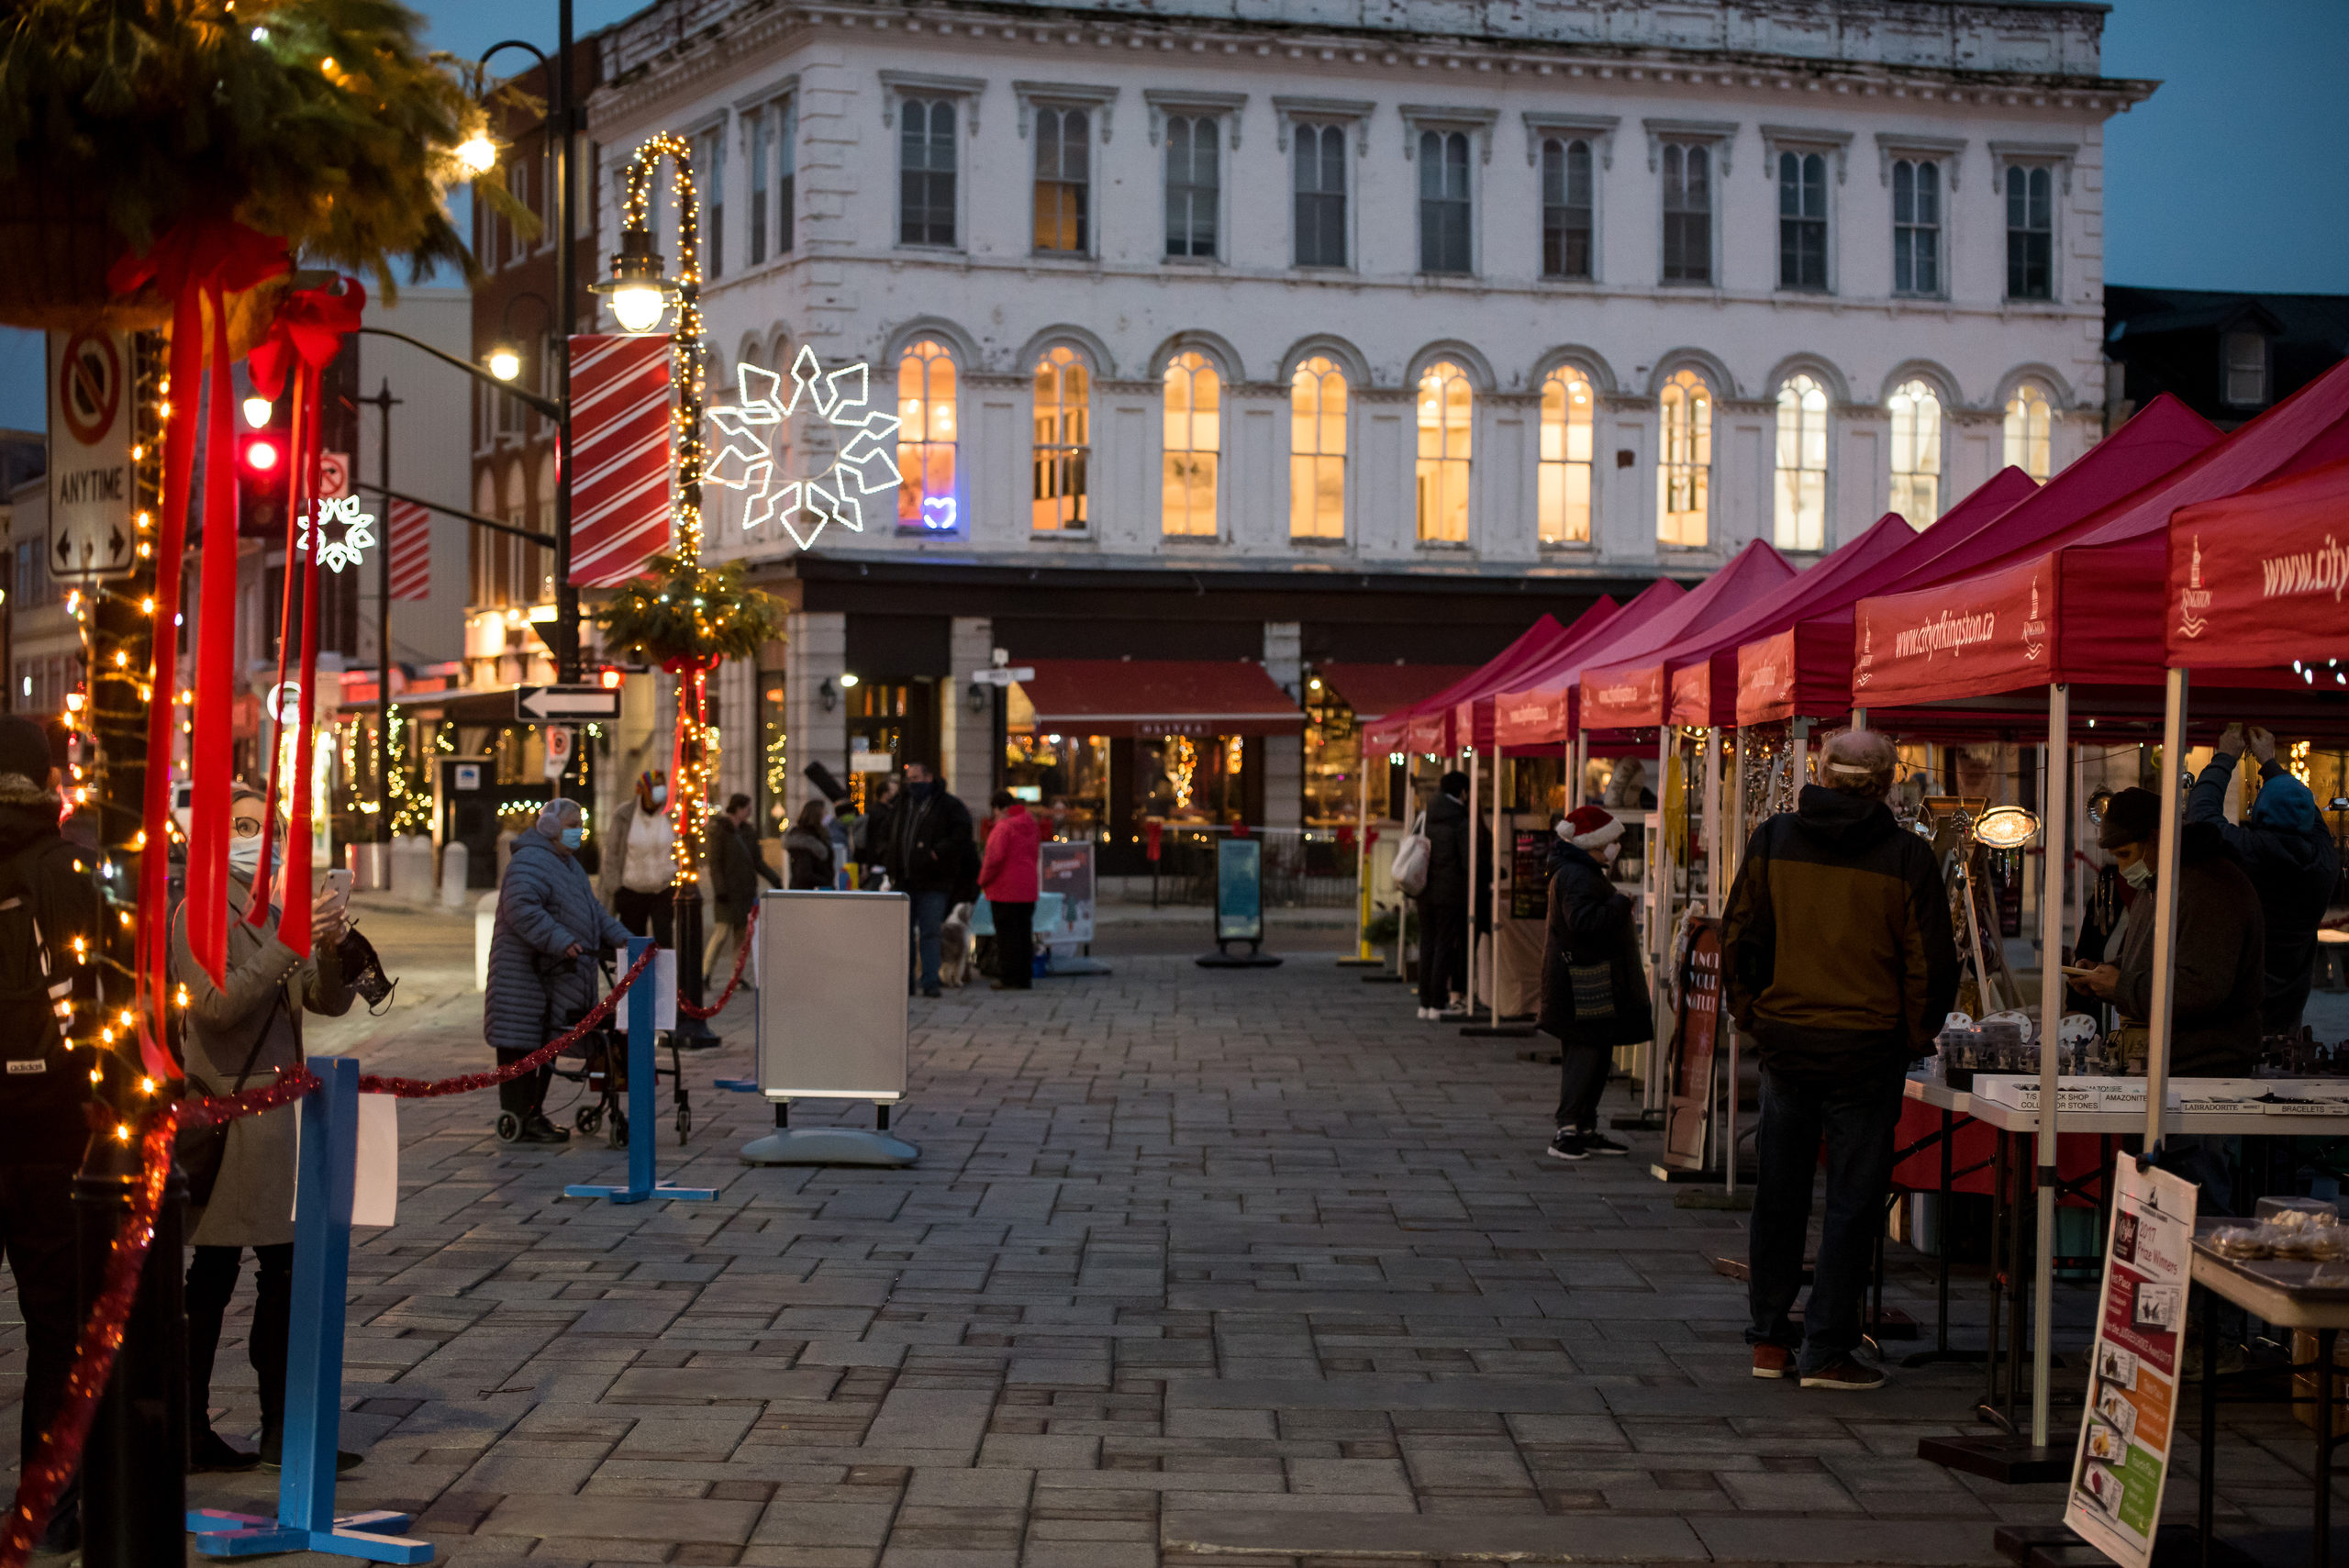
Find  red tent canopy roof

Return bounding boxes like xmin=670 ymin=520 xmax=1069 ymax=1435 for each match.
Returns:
xmin=1314 ymin=662 xmax=1480 ymax=722
xmin=2168 ymin=453 xmax=2349 ymax=671
xmin=1361 ymin=612 xmax=1572 ymax=750
xmin=1488 ymin=578 xmax=1689 ymax=748
xmin=1577 ymin=539 xmax=1798 ymax=730
xmin=1009 ymin=658 xmax=1304 ymax=739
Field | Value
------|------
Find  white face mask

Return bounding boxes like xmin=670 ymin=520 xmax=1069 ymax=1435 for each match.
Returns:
xmin=1603 ymin=841 xmax=1622 ymax=864
xmin=228 ymin=838 xmax=264 ymax=874
xmin=651 ymin=786 xmax=668 ymax=807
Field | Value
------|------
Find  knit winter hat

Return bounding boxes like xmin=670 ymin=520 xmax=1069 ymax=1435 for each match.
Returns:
xmin=1558 ymin=805 xmax=1623 ymax=851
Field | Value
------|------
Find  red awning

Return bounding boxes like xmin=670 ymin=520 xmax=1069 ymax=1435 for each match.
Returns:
xmin=2169 ymin=453 xmax=2349 ymax=671
xmin=1315 ymin=662 xmax=1478 ymax=723
xmin=1011 ymin=658 xmax=1304 ymax=739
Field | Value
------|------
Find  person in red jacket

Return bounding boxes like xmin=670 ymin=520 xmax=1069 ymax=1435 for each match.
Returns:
xmin=978 ymin=790 xmax=1041 ymax=990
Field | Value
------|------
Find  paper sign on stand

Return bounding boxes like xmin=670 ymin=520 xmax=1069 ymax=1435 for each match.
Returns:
xmin=2064 ymin=1158 xmax=2198 ymax=1568
xmin=653 ymin=947 xmax=678 ymax=1030
xmin=353 ymin=1095 xmax=398 ymax=1229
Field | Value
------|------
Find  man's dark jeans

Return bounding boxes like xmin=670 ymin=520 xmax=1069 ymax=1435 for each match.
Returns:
xmin=908 ymin=890 xmax=951 ymax=994
xmin=1746 ymin=1058 xmax=1908 ymax=1375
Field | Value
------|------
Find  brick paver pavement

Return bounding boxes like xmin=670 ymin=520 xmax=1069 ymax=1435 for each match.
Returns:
xmin=3 ymin=903 xmax=2332 ymax=1564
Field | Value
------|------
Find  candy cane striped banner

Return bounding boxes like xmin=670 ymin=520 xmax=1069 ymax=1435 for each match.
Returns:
xmin=387 ymin=499 xmax=430 ymax=601
xmin=568 ymin=334 xmax=674 ymax=586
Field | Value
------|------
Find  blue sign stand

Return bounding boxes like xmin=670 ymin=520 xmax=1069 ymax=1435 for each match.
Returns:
xmin=188 ymin=1058 xmax=433 ymax=1562
xmin=565 ymin=937 xmax=718 ymax=1204
xmin=1197 ymin=837 xmax=1281 ymax=968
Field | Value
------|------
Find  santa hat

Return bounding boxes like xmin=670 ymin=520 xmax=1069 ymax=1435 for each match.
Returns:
xmin=1559 ymin=805 xmax=1622 ymax=851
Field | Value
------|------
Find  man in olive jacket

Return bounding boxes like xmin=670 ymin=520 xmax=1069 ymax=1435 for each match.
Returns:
xmin=1723 ymin=728 xmax=1958 ymax=1390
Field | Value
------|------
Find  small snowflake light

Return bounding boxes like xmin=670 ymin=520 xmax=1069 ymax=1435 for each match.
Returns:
xmin=299 ymin=494 xmax=377 ymax=573
xmin=706 ymin=345 xmax=901 ymax=552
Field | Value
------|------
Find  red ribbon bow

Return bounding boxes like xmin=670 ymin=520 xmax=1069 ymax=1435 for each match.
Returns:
xmin=245 ymin=279 xmax=367 ymax=399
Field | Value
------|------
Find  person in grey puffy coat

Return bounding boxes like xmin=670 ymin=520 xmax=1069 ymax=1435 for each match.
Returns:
xmin=485 ymin=799 xmax=631 ymax=1143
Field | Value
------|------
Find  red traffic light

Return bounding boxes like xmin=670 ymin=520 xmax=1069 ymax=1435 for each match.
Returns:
xmin=598 ymin=667 xmax=625 ymax=690
xmin=239 ymin=434 xmax=283 ymax=476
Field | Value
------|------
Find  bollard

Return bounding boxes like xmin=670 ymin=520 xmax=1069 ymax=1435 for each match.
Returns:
xmin=188 ymin=1059 xmax=430 ymax=1562
xmin=565 ymin=937 xmax=718 ymax=1205
xmin=75 ymin=1129 xmax=189 ymax=1568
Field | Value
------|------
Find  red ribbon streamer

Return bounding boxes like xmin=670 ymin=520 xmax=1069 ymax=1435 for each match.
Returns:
xmin=106 ymin=222 xmax=291 ymax=1047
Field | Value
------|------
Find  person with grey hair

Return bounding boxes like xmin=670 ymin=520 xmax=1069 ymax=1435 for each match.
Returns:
xmin=485 ymin=798 xmax=633 ymax=1143
xmin=1723 ymin=727 xmax=1957 ymax=1391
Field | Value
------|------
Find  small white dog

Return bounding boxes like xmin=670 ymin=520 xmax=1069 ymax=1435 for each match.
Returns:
xmin=937 ymin=901 xmax=974 ymax=988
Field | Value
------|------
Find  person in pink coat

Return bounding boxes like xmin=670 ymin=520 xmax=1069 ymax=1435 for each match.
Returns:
xmin=978 ymin=791 xmax=1041 ymax=990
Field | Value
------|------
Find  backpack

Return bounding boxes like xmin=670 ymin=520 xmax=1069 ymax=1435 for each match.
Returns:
xmin=0 ymin=841 xmax=77 ymax=1084
xmin=1390 ymin=812 xmax=1431 ymax=897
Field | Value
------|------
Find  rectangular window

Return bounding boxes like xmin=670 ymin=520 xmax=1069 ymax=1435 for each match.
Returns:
xmin=1034 ymin=106 xmax=1090 ymax=253
xmin=1541 ymin=139 xmax=1594 ymax=280
xmin=1662 ymin=143 xmax=1711 ymax=284
xmin=697 ymin=127 xmax=725 ymax=280
xmin=2223 ymin=331 xmax=2268 ymax=407
xmin=898 ymin=98 xmax=957 ymax=247
xmin=1892 ymin=159 xmax=1941 ymax=296
xmin=1417 ymin=130 xmax=1472 ymax=275
xmin=747 ymin=107 xmax=768 ymax=267
xmin=1776 ymin=150 xmax=1827 ymax=291
xmin=776 ymin=99 xmax=796 ymax=254
xmin=1164 ymin=116 xmax=1219 ymax=260
xmin=2006 ymin=164 xmax=2053 ymax=301
xmin=1293 ymin=124 xmax=1347 ymax=268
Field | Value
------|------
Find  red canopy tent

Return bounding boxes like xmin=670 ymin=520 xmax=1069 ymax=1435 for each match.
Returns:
xmin=1489 ymin=579 xmax=1689 ymax=750
xmin=1315 ymin=662 xmax=1479 ymax=725
xmin=2166 ymin=453 xmax=2349 ymax=675
xmin=1738 ymin=395 xmax=2221 ymax=727
xmin=1449 ymin=585 xmax=1691 ymax=751
xmin=1361 ymin=611 xmax=1575 ymax=755
xmin=1575 ymin=539 xmax=1799 ymax=734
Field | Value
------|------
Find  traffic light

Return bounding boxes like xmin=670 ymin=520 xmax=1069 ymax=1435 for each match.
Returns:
xmin=237 ymin=420 xmax=290 ymax=539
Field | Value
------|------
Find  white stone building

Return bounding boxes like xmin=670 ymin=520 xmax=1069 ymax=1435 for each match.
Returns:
xmin=585 ymin=0 xmax=2149 ymax=852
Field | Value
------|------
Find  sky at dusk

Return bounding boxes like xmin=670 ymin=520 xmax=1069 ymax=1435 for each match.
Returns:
xmin=0 ymin=0 xmax=2338 ymax=433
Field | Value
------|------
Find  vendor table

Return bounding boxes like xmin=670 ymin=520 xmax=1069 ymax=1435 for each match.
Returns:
xmin=1898 ymin=1076 xmax=2349 ymax=1430
xmin=2189 ymin=1228 xmax=2349 ymax=1568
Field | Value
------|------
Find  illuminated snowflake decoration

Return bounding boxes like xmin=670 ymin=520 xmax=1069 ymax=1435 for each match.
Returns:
xmin=299 ymin=494 xmax=377 ymax=574
xmin=706 ymin=345 xmax=901 ymax=552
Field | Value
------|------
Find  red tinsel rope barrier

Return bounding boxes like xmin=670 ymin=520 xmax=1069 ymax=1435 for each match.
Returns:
xmin=0 ymin=1065 xmax=319 ymax=1568
xmin=357 ymin=943 xmax=656 ymax=1098
xmin=675 ymin=905 xmax=757 ymax=1020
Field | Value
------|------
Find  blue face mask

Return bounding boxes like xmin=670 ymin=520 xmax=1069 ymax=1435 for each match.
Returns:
xmin=560 ymin=827 xmax=584 ymax=850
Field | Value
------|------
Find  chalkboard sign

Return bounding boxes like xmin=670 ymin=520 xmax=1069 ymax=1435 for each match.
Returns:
xmin=1511 ymin=829 xmax=1549 ymax=921
xmin=1216 ymin=838 xmax=1264 ymax=943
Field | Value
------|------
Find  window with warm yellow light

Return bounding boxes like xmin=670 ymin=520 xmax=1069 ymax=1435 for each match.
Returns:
xmin=1415 ymin=361 xmax=1472 ymax=543
xmin=1538 ymin=369 xmax=1594 ymax=545
xmin=2003 ymin=383 xmax=2052 ymax=481
xmin=1032 ymin=348 xmax=1089 ymax=531
xmin=1657 ymin=369 xmax=1712 ymax=547
xmin=1889 ymin=377 xmax=1943 ymax=528
xmin=1289 ymin=357 xmax=1347 ymax=539
xmin=896 ymin=339 xmax=959 ymax=532
xmin=1162 ymin=351 xmax=1220 ymax=537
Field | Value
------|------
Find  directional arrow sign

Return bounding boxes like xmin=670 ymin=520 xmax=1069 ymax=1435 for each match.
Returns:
xmin=515 ymin=684 xmax=622 ymax=722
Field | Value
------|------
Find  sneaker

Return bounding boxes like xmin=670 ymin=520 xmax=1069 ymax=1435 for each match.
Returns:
xmin=190 ymin=1427 xmax=261 ymax=1473
xmin=1751 ymin=1343 xmax=1793 ymax=1380
xmin=1800 ymin=1356 xmax=1887 ymax=1391
xmin=1545 ymin=1130 xmax=1588 ymax=1162
xmin=1579 ymin=1132 xmax=1631 ymax=1158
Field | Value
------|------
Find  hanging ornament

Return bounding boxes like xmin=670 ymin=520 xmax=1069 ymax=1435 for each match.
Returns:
xmin=705 ymin=347 xmax=898 ymax=552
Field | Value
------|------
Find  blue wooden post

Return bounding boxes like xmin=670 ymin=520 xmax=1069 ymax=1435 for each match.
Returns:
xmin=189 ymin=1058 xmax=432 ymax=1562
xmin=565 ymin=937 xmax=716 ymax=1205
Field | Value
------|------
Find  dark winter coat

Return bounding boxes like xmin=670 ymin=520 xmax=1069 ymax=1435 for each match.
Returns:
xmin=172 ymin=872 xmax=353 ymax=1248
xmin=712 ymin=817 xmax=782 ymax=920
xmin=485 ymin=833 xmax=633 ymax=1052
xmin=784 ymin=825 xmax=836 ymax=890
xmin=1420 ymin=792 xmax=1471 ymax=909
xmin=0 ymin=795 xmax=99 ymax=1167
xmin=886 ymin=784 xmax=977 ymax=898
xmin=1537 ymin=840 xmax=1653 ymax=1050
xmin=2111 ymin=823 xmax=2266 ymax=1076
xmin=1724 ymin=784 xmax=1960 ymax=1078
xmin=2187 ymin=753 xmax=2338 ymax=1032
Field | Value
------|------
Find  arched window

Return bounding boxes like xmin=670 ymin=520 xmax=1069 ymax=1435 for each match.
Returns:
xmin=1289 ymin=356 xmax=1347 ymax=540
xmin=2003 ymin=383 xmax=2052 ymax=481
xmin=1888 ymin=378 xmax=1944 ymax=528
xmin=1656 ymin=369 xmax=1712 ymax=547
xmin=1414 ymin=361 xmax=1473 ymax=543
xmin=1031 ymin=348 xmax=1089 ymax=532
xmin=1772 ymin=374 xmax=1830 ymax=550
xmin=1538 ymin=369 xmax=1594 ymax=545
xmin=1162 ymin=351 xmax=1220 ymax=538
xmin=896 ymin=339 xmax=959 ymax=532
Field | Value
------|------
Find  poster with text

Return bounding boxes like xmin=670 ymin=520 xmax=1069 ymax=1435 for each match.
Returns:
xmin=1038 ymin=840 xmax=1096 ymax=947
xmin=2065 ymin=1158 xmax=2198 ymax=1568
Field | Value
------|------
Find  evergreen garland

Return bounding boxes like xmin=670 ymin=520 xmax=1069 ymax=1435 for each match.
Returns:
xmin=0 ymin=0 xmax=532 ymax=295
xmin=596 ymin=555 xmax=785 ymax=668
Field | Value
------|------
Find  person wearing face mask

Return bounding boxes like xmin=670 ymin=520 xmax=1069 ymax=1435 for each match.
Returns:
xmin=173 ymin=781 xmax=356 ymax=1473
xmin=1538 ymin=806 xmax=1650 ymax=1160
xmin=885 ymin=762 xmax=976 ymax=999
xmin=2080 ymin=786 xmax=2266 ymax=1083
xmin=1723 ymin=728 xmax=1957 ymax=1392
xmin=486 ymin=798 xmax=634 ymax=1144
xmin=2186 ymin=724 xmax=2337 ymax=1034
xmin=600 ymin=772 xmax=675 ymax=949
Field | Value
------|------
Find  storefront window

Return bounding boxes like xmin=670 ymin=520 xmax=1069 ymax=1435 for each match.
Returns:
xmin=1139 ymin=734 xmax=1245 ymax=824
xmin=1301 ymin=671 xmax=1361 ymax=827
xmin=758 ymin=673 xmax=788 ymax=833
xmin=1003 ymin=731 xmax=1111 ymax=841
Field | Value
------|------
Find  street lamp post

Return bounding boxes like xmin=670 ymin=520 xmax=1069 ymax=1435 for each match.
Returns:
xmin=355 ymin=379 xmax=404 ymax=877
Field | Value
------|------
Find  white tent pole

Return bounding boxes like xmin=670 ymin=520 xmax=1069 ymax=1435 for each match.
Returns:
xmin=1465 ymin=739 xmax=1479 ymax=1015
xmin=1489 ymin=744 xmax=1506 ymax=1028
xmin=1646 ymin=723 xmax=1673 ymax=1116
xmin=2030 ymin=684 xmax=2069 ymax=1450
xmin=1703 ymin=727 xmax=1723 ymax=917
xmin=1852 ymin=707 xmax=1868 ymax=730
xmin=2143 ymin=668 xmax=2189 ymax=1152
xmin=1353 ymin=754 xmax=1372 ymax=962
xmin=1396 ymin=751 xmax=1412 ymax=983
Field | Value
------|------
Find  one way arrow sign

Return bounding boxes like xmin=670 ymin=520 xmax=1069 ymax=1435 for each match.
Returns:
xmin=514 ymin=684 xmax=622 ymax=722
